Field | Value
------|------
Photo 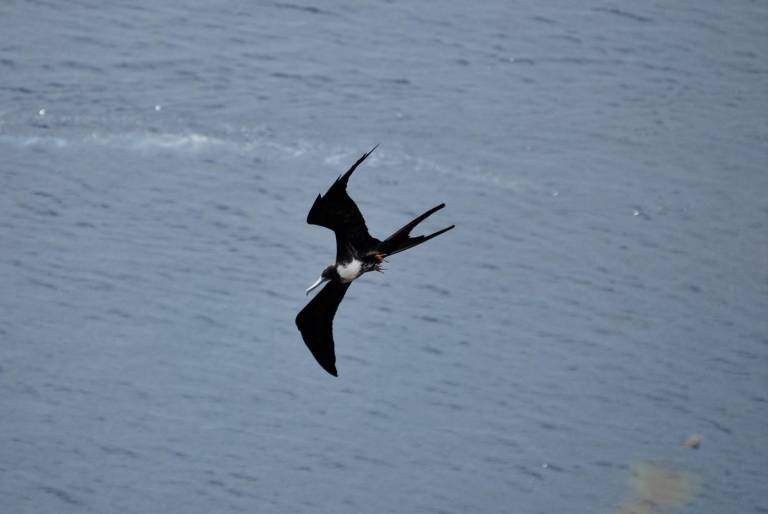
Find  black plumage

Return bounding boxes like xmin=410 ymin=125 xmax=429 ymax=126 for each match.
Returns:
xmin=305 ymin=145 xmax=381 ymax=264
xmin=295 ymin=281 xmax=350 ymax=377
xmin=296 ymin=146 xmax=454 ymax=376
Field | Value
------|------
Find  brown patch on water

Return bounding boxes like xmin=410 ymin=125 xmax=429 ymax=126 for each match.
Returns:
xmin=615 ymin=461 xmax=695 ymax=514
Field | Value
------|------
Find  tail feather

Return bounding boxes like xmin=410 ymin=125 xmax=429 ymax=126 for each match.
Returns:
xmin=377 ymin=203 xmax=454 ymax=257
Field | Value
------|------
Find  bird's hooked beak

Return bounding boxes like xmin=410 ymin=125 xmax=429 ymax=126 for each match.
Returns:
xmin=305 ymin=276 xmax=328 ymax=295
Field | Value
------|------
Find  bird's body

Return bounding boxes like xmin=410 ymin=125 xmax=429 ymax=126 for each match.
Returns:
xmin=296 ymin=146 xmax=454 ymax=376
xmin=336 ymin=259 xmax=364 ymax=282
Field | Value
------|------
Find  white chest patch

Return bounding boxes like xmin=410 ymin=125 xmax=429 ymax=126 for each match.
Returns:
xmin=337 ymin=259 xmax=363 ymax=283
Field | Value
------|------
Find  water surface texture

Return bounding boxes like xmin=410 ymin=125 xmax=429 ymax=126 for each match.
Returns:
xmin=1 ymin=2 xmax=766 ymax=513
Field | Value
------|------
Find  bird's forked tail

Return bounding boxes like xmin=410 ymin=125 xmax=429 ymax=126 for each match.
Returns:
xmin=376 ymin=203 xmax=454 ymax=258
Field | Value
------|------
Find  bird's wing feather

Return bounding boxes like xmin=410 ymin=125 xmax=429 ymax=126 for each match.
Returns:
xmin=306 ymin=146 xmax=380 ymax=262
xmin=295 ymin=281 xmax=352 ymax=377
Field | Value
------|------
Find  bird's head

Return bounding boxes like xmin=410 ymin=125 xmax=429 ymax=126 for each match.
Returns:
xmin=306 ymin=265 xmax=337 ymax=295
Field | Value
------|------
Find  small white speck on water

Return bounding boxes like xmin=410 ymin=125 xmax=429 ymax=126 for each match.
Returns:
xmin=154 ymin=104 xmax=162 ymax=111
xmin=542 ymin=463 xmax=549 ymax=469
xmin=552 ymin=191 xmax=559 ymax=197
xmin=38 ymin=108 xmax=46 ymax=116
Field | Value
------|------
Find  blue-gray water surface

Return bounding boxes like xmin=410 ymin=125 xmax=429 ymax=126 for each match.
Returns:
xmin=1 ymin=2 xmax=766 ymax=513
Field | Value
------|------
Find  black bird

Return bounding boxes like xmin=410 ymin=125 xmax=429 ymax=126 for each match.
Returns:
xmin=296 ymin=146 xmax=454 ymax=377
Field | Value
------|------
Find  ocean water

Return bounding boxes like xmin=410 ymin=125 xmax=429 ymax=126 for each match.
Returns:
xmin=1 ymin=2 xmax=766 ymax=513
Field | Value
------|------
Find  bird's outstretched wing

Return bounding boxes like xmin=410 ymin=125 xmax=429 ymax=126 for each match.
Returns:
xmin=295 ymin=281 xmax=351 ymax=377
xmin=306 ymin=146 xmax=381 ymax=263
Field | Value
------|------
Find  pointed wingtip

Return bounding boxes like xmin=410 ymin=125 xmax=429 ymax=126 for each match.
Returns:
xmin=356 ymin=144 xmax=380 ymax=167
xmin=338 ymin=145 xmax=380 ymax=185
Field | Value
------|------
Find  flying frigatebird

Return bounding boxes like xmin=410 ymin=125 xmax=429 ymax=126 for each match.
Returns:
xmin=296 ymin=146 xmax=454 ymax=376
